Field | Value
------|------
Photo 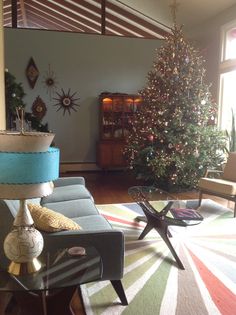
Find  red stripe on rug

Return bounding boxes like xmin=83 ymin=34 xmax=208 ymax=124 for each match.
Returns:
xmin=102 ymin=214 xmax=144 ymax=228
xmin=188 ymin=249 xmax=236 ymax=315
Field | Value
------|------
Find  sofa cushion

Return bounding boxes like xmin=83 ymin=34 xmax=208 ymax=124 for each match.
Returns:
xmin=41 ymin=184 xmax=93 ymax=204
xmin=28 ymin=203 xmax=82 ymax=232
xmin=42 ymin=198 xmax=99 ymax=218
xmin=73 ymin=215 xmax=112 ymax=230
xmin=199 ymin=178 xmax=236 ymax=195
xmin=222 ymin=152 xmax=236 ymax=182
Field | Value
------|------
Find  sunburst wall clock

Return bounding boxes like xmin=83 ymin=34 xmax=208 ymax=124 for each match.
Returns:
xmin=53 ymin=88 xmax=80 ymax=115
xmin=42 ymin=64 xmax=58 ymax=100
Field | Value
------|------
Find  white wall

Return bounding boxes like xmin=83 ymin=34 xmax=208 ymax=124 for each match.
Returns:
xmin=0 ymin=3 xmax=5 ymax=129
xmin=4 ymin=29 xmax=161 ymax=163
xmin=190 ymin=4 xmax=236 ymax=100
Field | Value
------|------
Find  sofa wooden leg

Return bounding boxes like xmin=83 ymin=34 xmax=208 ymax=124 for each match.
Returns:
xmin=110 ymin=280 xmax=128 ymax=305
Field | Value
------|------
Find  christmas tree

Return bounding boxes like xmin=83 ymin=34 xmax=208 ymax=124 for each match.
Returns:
xmin=124 ymin=16 xmax=226 ymax=190
xmin=5 ymin=69 xmax=50 ymax=132
xmin=5 ymin=69 xmax=26 ymax=128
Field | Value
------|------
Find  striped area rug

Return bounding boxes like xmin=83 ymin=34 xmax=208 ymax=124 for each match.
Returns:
xmin=81 ymin=199 xmax=236 ymax=315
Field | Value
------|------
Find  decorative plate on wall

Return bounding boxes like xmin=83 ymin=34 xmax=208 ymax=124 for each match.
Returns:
xmin=31 ymin=96 xmax=47 ymax=120
xmin=53 ymin=88 xmax=80 ymax=115
xmin=26 ymin=57 xmax=39 ymax=89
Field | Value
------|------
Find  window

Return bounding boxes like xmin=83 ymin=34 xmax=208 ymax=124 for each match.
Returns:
xmin=219 ymin=20 xmax=236 ymax=131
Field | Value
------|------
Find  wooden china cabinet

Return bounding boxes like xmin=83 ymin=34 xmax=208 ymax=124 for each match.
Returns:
xmin=97 ymin=92 xmax=142 ymax=169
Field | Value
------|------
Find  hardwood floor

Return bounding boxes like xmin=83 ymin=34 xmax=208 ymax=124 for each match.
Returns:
xmin=79 ymin=170 xmax=230 ymax=208
xmin=0 ymin=170 xmax=233 ymax=315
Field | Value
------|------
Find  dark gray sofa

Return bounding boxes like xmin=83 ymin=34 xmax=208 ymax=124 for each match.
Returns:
xmin=0 ymin=176 xmax=127 ymax=305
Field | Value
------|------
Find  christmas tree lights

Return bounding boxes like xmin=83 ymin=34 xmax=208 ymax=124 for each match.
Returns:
xmin=124 ymin=22 xmax=226 ymax=190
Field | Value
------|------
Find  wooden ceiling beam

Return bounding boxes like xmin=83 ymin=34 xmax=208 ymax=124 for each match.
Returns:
xmin=26 ymin=0 xmax=101 ymax=33
xmin=3 ymin=0 xmax=12 ymax=6
xmin=25 ymin=2 xmax=92 ymax=33
xmin=55 ymin=0 xmax=154 ymax=37
xmin=105 ymin=23 xmax=140 ymax=37
xmin=3 ymin=11 xmax=12 ymax=19
xmin=19 ymin=0 xmax=28 ymax=27
xmin=93 ymin=0 xmax=169 ymax=37
xmin=110 ymin=3 xmax=169 ymax=37
xmin=3 ymin=0 xmax=169 ymax=39
xmin=54 ymin=0 xmax=101 ymax=22
xmin=3 ymin=5 xmax=12 ymax=14
xmin=26 ymin=12 xmax=71 ymax=31
xmin=58 ymin=0 xmax=101 ymax=16
xmin=105 ymin=13 xmax=156 ymax=37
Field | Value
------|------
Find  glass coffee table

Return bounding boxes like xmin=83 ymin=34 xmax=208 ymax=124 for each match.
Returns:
xmin=0 ymin=245 xmax=102 ymax=315
xmin=128 ymin=186 xmax=203 ymax=270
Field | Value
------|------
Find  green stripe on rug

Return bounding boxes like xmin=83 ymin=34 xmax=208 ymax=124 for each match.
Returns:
xmin=122 ymin=258 xmax=172 ymax=315
xmin=87 ymin=250 xmax=170 ymax=315
xmin=97 ymin=204 xmax=139 ymax=220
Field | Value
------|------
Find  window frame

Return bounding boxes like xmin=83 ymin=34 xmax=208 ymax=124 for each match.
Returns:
xmin=218 ymin=20 xmax=236 ymax=130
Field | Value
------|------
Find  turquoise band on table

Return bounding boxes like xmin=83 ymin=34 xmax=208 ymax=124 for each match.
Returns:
xmin=0 ymin=147 xmax=60 ymax=184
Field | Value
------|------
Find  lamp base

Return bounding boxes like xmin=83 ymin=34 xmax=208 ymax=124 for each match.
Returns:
xmin=8 ymin=258 xmax=42 ymax=276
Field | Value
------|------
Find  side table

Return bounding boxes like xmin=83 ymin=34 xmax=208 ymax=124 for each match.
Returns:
xmin=128 ymin=186 xmax=203 ymax=270
xmin=0 ymin=246 xmax=102 ymax=315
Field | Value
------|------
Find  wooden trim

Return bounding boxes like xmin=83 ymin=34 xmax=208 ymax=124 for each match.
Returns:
xmin=93 ymin=0 xmax=169 ymax=37
xmin=19 ymin=0 xmax=27 ymax=27
xmin=4 ymin=0 xmax=168 ymax=39
xmin=106 ymin=2 xmax=169 ymax=37
xmin=25 ymin=4 xmax=85 ymax=32
xmin=26 ymin=0 xmax=101 ymax=33
xmin=26 ymin=13 xmax=69 ymax=31
xmin=11 ymin=0 xmax=17 ymax=28
xmin=55 ymin=0 xmax=101 ymax=16
xmin=105 ymin=11 xmax=156 ymax=38
xmin=101 ymin=0 xmax=106 ymax=35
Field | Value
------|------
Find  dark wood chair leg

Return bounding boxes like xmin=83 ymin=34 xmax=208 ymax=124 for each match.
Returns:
xmin=198 ymin=191 xmax=203 ymax=207
xmin=110 ymin=280 xmax=128 ymax=305
xmin=5 ymin=295 xmax=17 ymax=313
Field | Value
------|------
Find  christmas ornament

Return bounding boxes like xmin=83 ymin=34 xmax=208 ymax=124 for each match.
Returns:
xmin=193 ymin=148 xmax=199 ymax=157
xmin=185 ymin=56 xmax=190 ymax=63
xmin=148 ymin=134 xmax=154 ymax=142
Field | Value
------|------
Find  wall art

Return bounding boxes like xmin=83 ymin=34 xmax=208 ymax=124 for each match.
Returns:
xmin=42 ymin=64 xmax=58 ymax=100
xmin=53 ymin=88 xmax=80 ymax=115
xmin=26 ymin=57 xmax=39 ymax=89
xmin=31 ymin=96 xmax=47 ymax=120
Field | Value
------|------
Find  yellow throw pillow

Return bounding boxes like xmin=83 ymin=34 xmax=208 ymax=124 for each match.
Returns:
xmin=27 ymin=203 xmax=82 ymax=232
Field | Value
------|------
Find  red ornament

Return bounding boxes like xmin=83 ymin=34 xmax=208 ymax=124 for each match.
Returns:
xmin=148 ymin=134 xmax=154 ymax=142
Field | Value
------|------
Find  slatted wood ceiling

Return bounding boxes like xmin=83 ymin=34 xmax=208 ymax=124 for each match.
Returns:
xmin=3 ymin=0 xmax=171 ymax=39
